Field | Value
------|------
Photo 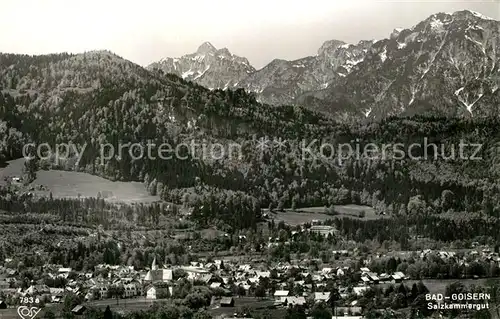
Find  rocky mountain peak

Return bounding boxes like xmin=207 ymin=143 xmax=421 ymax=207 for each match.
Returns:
xmin=412 ymin=10 xmax=494 ymax=35
xmin=318 ymin=39 xmax=347 ymax=56
xmin=300 ymin=10 xmax=500 ymax=119
xmin=147 ymin=42 xmax=255 ymax=91
xmin=197 ymin=42 xmax=217 ymax=54
xmin=216 ymin=48 xmax=232 ymax=57
xmin=390 ymin=28 xmax=403 ymax=40
xmin=454 ymin=10 xmax=495 ymax=21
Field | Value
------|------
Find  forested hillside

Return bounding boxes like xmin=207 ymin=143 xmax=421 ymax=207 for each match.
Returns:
xmin=1 ymin=51 xmax=500 ymax=230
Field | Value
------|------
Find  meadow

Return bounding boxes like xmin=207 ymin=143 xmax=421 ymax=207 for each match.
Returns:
xmin=0 ymin=158 xmax=160 ymax=204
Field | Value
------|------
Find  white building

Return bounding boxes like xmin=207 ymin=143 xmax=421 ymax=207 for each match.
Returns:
xmin=274 ymin=290 xmax=289 ymax=302
xmin=146 ymin=285 xmax=173 ymax=300
xmin=309 ymin=225 xmax=336 ymax=237
xmin=146 ymin=286 xmax=156 ymax=299
xmin=314 ymin=292 xmax=331 ymax=303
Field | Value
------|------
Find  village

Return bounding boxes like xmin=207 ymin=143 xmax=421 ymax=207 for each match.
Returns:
xmin=0 ymin=174 xmax=499 ymax=317
xmin=1 ymin=234 xmax=499 ymax=319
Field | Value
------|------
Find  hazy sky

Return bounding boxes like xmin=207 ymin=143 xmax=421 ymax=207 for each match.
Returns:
xmin=1 ymin=0 xmax=499 ymax=69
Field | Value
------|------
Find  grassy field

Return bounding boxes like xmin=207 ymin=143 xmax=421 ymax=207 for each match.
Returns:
xmin=0 ymin=307 xmax=21 ymax=319
xmin=86 ymin=297 xmax=158 ymax=312
xmin=271 ymin=204 xmax=386 ymax=226
xmin=271 ymin=211 xmax=332 ymax=226
xmin=208 ymin=297 xmax=278 ymax=317
xmin=14 ymin=297 xmax=283 ymax=318
xmin=332 ymin=204 xmax=384 ymax=220
xmin=0 ymin=159 xmax=25 ymax=186
xmin=0 ymin=158 xmax=160 ymax=204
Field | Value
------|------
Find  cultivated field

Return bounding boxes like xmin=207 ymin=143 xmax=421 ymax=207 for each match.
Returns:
xmin=0 ymin=158 xmax=161 ymax=204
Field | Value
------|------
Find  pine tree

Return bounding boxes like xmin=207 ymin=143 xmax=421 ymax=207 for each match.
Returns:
xmin=104 ymin=306 xmax=112 ymax=319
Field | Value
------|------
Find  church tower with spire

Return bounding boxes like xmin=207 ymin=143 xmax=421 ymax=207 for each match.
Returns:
xmin=144 ymin=255 xmax=172 ymax=283
xmin=151 ymin=256 xmax=158 ymax=271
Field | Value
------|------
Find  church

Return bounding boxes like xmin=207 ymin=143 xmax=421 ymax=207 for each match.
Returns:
xmin=144 ymin=257 xmax=173 ymax=283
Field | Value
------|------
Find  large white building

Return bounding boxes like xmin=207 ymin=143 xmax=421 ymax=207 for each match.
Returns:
xmin=309 ymin=225 xmax=337 ymax=237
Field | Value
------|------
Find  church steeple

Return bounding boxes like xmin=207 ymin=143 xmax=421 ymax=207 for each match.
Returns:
xmin=152 ymin=256 xmax=158 ymax=271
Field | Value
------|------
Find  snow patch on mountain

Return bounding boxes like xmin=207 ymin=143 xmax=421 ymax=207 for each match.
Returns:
xmin=430 ymin=18 xmax=445 ymax=31
xmin=454 ymin=87 xmax=464 ymax=96
xmin=344 ymin=58 xmax=364 ymax=72
xmin=379 ymin=47 xmax=387 ymax=62
xmin=364 ymin=107 xmax=372 ymax=117
xmin=193 ymin=65 xmax=211 ymax=80
xmin=466 ymin=10 xmax=494 ymax=21
xmin=182 ymin=69 xmax=195 ymax=79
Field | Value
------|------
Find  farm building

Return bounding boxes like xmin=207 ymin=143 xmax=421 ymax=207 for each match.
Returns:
xmin=71 ymin=305 xmax=86 ymax=315
xmin=283 ymin=296 xmax=306 ymax=306
xmin=220 ymin=297 xmax=235 ymax=307
xmin=273 ymin=290 xmax=289 ymax=301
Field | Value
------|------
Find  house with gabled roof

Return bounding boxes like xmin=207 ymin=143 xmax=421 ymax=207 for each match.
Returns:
xmin=220 ymin=297 xmax=234 ymax=307
xmin=209 ymin=282 xmax=222 ymax=289
xmin=283 ymin=296 xmax=306 ymax=307
xmin=314 ymin=292 xmax=331 ymax=303
xmin=24 ymin=284 xmax=50 ymax=296
xmin=391 ymin=271 xmax=407 ymax=283
xmin=255 ymin=271 xmax=270 ymax=278
xmin=359 ymin=267 xmax=370 ymax=274
xmin=274 ymin=290 xmax=289 ymax=300
xmin=71 ymin=305 xmax=86 ymax=315
xmin=146 ymin=284 xmax=172 ymax=300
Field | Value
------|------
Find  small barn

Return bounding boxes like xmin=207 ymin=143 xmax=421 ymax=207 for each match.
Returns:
xmin=71 ymin=305 xmax=86 ymax=315
xmin=220 ymin=297 xmax=235 ymax=307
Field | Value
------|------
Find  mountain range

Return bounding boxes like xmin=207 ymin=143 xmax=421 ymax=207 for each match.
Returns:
xmin=148 ymin=10 xmax=500 ymax=118
xmin=147 ymin=39 xmax=374 ymax=107
xmin=2 ymin=10 xmax=500 ymax=229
